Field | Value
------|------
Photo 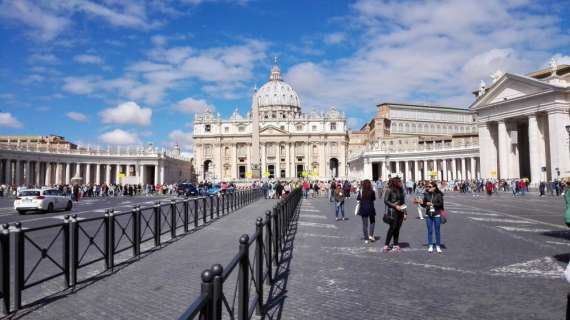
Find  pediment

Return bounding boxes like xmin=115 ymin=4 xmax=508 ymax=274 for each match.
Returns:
xmin=470 ymin=74 xmax=553 ymax=110
xmin=259 ymin=125 xmax=288 ymax=135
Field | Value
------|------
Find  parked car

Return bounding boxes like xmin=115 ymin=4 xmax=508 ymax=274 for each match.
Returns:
xmin=14 ymin=188 xmax=73 ymax=214
xmin=177 ymin=183 xmax=199 ymax=197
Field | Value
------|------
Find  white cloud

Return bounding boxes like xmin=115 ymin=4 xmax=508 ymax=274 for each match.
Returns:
xmin=66 ymin=111 xmax=88 ymax=122
xmin=168 ymin=129 xmax=193 ymax=153
xmin=324 ymin=32 xmax=346 ymax=45
xmin=74 ymin=54 xmax=104 ymax=65
xmin=99 ymin=129 xmax=139 ymax=145
xmin=99 ymin=101 xmax=152 ymax=126
xmin=151 ymin=35 xmax=168 ymax=46
xmin=285 ymin=0 xmax=570 ymax=111
xmin=0 ymin=1 xmax=69 ymax=41
xmin=172 ymin=97 xmax=215 ymax=113
xmin=63 ymin=77 xmax=97 ymax=94
xmin=0 ymin=112 xmax=23 ymax=128
xmin=29 ymin=53 xmax=59 ymax=64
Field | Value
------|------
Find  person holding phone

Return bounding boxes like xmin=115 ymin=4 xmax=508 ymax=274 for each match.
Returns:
xmin=383 ymin=177 xmax=407 ymax=252
xmin=419 ymin=182 xmax=445 ymax=253
xmin=334 ymin=184 xmax=346 ymax=221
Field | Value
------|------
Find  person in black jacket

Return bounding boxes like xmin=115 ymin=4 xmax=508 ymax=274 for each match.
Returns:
xmin=419 ymin=182 xmax=444 ymax=253
xmin=383 ymin=177 xmax=407 ymax=252
xmin=357 ymin=179 xmax=376 ymax=244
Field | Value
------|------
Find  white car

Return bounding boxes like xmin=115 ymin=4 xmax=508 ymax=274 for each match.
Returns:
xmin=14 ymin=189 xmax=73 ymax=214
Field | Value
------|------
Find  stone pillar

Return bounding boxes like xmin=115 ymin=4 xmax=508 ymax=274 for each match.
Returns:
xmin=45 ymin=162 xmax=52 ymax=186
xmin=65 ymin=163 xmax=71 ymax=184
xmin=404 ymin=161 xmax=410 ymax=182
xmin=470 ymin=157 xmax=476 ymax=180
xmin=160 ymin=165 xmax=165 ymax=184
xmin=54 ymin=162 xmax=62 ymax=185
xmin=154 ymin=165 xmax=159 ymax=185
xmin=35 ymin=161 xmax=41 ymax=186
xmin=261 ymin=143 xmax=266 ymax=175
xmin=304 ymin=142 xmax=310 ymax=175
xmin=14 ymin=160 xmax=21 ymax=186
xmin=85 ymin=164 xmax=91 ymax=185
xmin=364 ymin=158 xmax=373 ymax=180
xmin=423 ymin=160 xmax=428 ymax=180
xmin=442 ymin=159 xmax=448 ymax=181
xmin=497 ymin=120 xmax=510 ymax=179
xmin=105 ymin=164 xmax=111 ymax=185
xmin=547 ymin=110 xmax=570 ymax=180
xmin=478 ymin=123 xmax=498 ymax=179
xmin=139 ymin=164 xmax=145 ymax=185
xmin=528 ymin=114 xmax=542 ymax=186
xmin=96 ymin=164 xmax=101 ymax=185
xmin=461 ymin=158 xmax=466 ymax=180
xmin=451 ymin=158 xmax=457 ymax=181
xmin=432 ymin=159 xmax=438 ymax=180
xmin=413 ymin=160 xmax=419 ymax=181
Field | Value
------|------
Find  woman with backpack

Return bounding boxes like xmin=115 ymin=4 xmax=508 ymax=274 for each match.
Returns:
xmin=419 ymin=182 xmax=445 ymax=253
xmin=357 ymin=179 xmax=376 ymax=244
xmin=383 ymin=177 xmax=407 ymax=252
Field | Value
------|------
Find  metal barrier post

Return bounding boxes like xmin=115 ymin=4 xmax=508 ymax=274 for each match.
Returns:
xmin=104 ymin=210 xmax=111 ymax=270
xmin=133 ymin=207 xmax=141 ymax=257
xmin=265 ymin=210 xmax=272 ymax=285
xmin=199 ymin=269 xmax=214 ymax=320
xmin=216 ymin=195 xmax=220 ymax=218
xmin=211 ymin=264 xmax=223 ymax=320
xmin=70 ymin=215 xmax=78 ymax=287
xmin=210 ymin=195 xmax=214 ymax=220
xmin=0 ymin=224 xmax=10 ymax=314
xmin=272 ymin=207 xmax=279 ymax=265
xmin=154 ymin=202 xmax=161 ymax=247
xmin=183 ymin=199 xmax=189 ymax=233
xmin=194 ymin=198 xmax=199 ymax=227
xmin=171 ymin=200 xmax=177 ymax=239
xmin=107 ymin=211 xmax=115 ymax=270
xmin=238 ymin=234 xmax=249 ymax=320
xmin=200 ymin=197 xmax=206 ymax=224
xmin=255 ymin=218 xmax=264 ymax=316
xmin=13 ymin=222 xmax=23 ymax=310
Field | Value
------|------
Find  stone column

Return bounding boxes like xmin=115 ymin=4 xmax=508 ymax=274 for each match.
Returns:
xmin=261 ymin=143 xmax=266 ymax=175
xmin=470 ymin=157 xmax=476 ymax=180
xmin=154 ymin=165 xmax=159 ymax=185
xmin=442 ymin=159 xmax=448 ymax=181
xmin=528 ymin=114 xmax=542 ymax=186
xmin=413 ymin=160 xmax=419 ymax=181
xmin=85 ymin=164 xmax=91 ymax=185
xmin=404 ymin=161 xmax=410 ymax=182
xmin=105 ymin=164 xmax=111 ymax=185
xmin=65 ymin=163 xmax=71 ymax=184
xmin=451 ymin=158 xmax=457 ymax=181
xmin=461 ymin=158 xmax=466 ymax=180
xmin=363 ymin=158 xmax=372 ymax=180
xmin=547 ymin=110 xmax=570 ymax=180
xmin=25 ymin=161 xmax=31 ymax=185
xmin=14 ymin=160 xmax=21 ymax=186
xmin=432 ymin=159 xmax=438 ymax=180
xmin=304 ymin=142 xmax=310 ymax=175
xmin=139 ymin=164 xmax=145 ymax=185
xmin=275 ymin=146 xmax=281 ymax=179
xmin=497 ymin=120 xmax=510 ymax=179
xmin=96 ymin=164 xmax=101 ymax=185
xmin=35 ymin=161 xmax=41 ymax=186
xmin=478 ymin=123 xmax=498 ymax=179
xmin=54 ymin=162 xmax=62 ymax=185
xmin=160 ymin=165 xmax=165 ymax=184
xmin=423 ymin=160 xmax=428 ymax=180
xmin=45 ymin=162 xmax=52 ymax=186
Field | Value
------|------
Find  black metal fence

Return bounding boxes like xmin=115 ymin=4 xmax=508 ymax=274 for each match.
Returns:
xmin=178 ymin=188 xmax=302 ymax=320
xmin=0 ymin=188 xmax=263 ymax=314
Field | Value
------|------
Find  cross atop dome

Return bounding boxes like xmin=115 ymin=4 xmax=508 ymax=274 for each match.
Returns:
xmin=269 ymin=56 xmax=281 ymax=81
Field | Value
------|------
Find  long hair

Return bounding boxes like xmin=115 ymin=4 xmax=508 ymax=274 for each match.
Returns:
xmin=360 ymin=179 xmax=373 ymax=200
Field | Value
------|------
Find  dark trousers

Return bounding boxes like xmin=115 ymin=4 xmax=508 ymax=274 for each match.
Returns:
xmin=385 ymin=215 xmax=403 ymax=246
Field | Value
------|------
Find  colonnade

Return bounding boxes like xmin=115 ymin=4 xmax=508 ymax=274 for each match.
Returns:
xmin=0 ymin=159 xmax=164 ymax=186
xmin=364 ymin=157 xmax=480 ymax=182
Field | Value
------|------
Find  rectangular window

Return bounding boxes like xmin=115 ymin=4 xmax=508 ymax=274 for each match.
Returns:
xmin=330 ymin=122 xmax=336 ymax=131
xmin=224 ymin=127 xmax=229 ymax=133
xmin=205 ymin=124 xmax=211 ymax=132
xmin=312 ymin=125 xmax=317 ymax=131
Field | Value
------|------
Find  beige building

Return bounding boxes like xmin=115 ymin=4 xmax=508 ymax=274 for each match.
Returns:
xmin=192 ymin=62 xmax=349 ymax=181
xmin=471 ymin=61 xmax=570 ymax=185
xmin=348 ymin=103 xmax=480 ymax=181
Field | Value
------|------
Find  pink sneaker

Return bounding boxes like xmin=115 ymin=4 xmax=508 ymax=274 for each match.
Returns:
xmin=382 ymin=245 xmax=389 ymax=252
xmin=393 ymin=245 xmax=401 ymax=252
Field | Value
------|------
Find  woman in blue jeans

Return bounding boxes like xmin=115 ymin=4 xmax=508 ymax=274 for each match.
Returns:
xmin=419 ymin=182 xmax=444 ymax=253
xmin=334 ymin=184 xmax=346 ymax=221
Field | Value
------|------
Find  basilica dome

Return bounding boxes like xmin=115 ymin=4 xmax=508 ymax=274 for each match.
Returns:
xmin=254 ymin=62 xmax=301 ymax=116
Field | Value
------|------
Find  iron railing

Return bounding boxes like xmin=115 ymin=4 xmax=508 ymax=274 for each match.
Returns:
xmin=0 ymin=188 xmax=263 ymax=314
xmin=178 ymin=188 xmax=302 ymax=320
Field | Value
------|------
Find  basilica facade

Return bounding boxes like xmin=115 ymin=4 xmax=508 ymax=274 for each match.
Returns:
xmin=192 ymin=63 xmax=349 ymax=181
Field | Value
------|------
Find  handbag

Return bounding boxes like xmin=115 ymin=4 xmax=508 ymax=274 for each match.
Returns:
xmin=383 ymin=206 xmax=395 ymax=224
xmin=440 ymin=209 xmax=448 ymax=224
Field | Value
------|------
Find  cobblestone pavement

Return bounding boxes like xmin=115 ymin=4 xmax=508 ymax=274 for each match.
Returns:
xmin=282 ymin=193 xmax=569 ymax=320
xmin=6 ymin=198 xmax=278 ymax=320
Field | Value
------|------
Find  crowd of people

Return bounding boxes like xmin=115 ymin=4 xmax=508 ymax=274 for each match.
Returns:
xmin=0 ymin=183 xmax=185 ymax=199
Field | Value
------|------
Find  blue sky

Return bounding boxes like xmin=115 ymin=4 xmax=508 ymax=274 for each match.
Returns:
xmin=0 ymin=0 xmax=569 ymax=155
